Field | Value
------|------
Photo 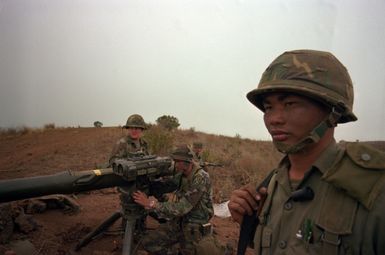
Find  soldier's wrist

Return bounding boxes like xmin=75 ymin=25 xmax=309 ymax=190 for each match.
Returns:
xmin=148 ymin=198 xmax=158 ymax=210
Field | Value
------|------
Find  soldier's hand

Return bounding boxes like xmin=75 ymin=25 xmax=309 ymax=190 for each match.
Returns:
xmin=228 ymin=183 xmax=267 ymax=224
xmin=132 ymin=191 xmax=158 ymax=210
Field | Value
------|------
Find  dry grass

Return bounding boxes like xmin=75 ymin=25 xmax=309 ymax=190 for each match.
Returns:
xmin=0 ymin=123 xmax=57 ymax=137
xmin=43 ymin=123 xmax=56 ymax=130
xmin=144 ymin=125 xmax=175 ymax=156
xmin=0 ymin=126 xmax=34 ymax=136
xmin=1 ymin=125 xmax=382 ymax=255
xmin=171 ymin=129 xmax=283 ymax=202
xmin=2 ymin=124 xmax=383 ymax=204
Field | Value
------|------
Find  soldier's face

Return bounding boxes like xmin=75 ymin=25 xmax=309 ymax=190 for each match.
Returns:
xmin=127 ymin=127 xmax=143 ymax=140
xmin=174 ymin=160 xmax=193 ymax=175
xmin=262 ymin=93 xmax=329 ymax=147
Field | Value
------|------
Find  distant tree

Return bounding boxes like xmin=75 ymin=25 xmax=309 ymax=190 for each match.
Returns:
xmin=156 ymin=115 xmax=180 ymax=131
xmin=44 ymin=123 xmax=55 ymax=129
xmin=93 ymin=121 xmax=103 ymax=128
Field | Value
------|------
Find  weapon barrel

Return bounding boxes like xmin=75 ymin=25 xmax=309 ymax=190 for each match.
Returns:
xmin=0 ymin=168 xmax=128 ymax=203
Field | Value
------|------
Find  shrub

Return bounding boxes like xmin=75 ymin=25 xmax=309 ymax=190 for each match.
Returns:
xmin=93 ymin=121 xmax=103 ymax=128
xmin=44 ymin=123 xmax=55 ymax=129
xmin=144 ymin=125 xmax=174 ymax=156
xmin=0 ymin=126 xmax=34 ymax=136
xmin=156 ymin=115 xmax=180 ymax=131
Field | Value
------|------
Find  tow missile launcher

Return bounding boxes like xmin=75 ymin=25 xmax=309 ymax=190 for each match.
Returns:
xmin=0 ymin=155 xmax=175 ymax=255
xmin=0 ymin=155 xmax=173 ymax=204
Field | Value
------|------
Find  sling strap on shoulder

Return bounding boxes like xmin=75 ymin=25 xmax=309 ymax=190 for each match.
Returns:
xmin=237 ymin=169 xmax=276 ymax=255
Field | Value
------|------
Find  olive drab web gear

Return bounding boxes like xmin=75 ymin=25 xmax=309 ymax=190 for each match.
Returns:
xmin=171 ymin=144 xmax=195 ymax=162
xmin=246 ymin=49 xmax=358 ymax=154
xmin=123 ymin=114 xmax=146 ymax=129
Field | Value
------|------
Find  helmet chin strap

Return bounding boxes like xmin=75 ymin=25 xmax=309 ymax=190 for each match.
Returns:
xmin=274 ymin=107 xmax=343 ymax=154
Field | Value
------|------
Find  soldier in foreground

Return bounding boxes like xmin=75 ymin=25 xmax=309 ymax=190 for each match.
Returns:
xmin=132 ymin=144 xmax=227 ymax=255
xmin=228 ymin=49 xmax=385 ymax=254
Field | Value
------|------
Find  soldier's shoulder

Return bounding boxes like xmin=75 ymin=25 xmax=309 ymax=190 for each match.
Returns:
xmin=140 ymin=138 xmax=148 ymax=145
xmin=323 ymin=141 xmax=385 ymax=209
xmin=197 ymin=168 xmax=210 ymax=177
xmin=343 ymin=141 xmax=385 ymax=169
xmin=193 ymin=167 xmax=210 ymax=183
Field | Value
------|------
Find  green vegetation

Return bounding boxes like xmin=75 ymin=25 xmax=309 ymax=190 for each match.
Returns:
xmin=93 ymin=121 xmax=103 ymax=128
xmin=156 ymin=115 xmax=180 ymax=131
xmin=44 ymin=123 xmax=55 ymax=129
xmin=144 ymin=125 xmax=175 ymax=156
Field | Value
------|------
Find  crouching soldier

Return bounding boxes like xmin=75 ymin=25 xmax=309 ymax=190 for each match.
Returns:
xmin=133 ymin=144 xmax=230 ymax=255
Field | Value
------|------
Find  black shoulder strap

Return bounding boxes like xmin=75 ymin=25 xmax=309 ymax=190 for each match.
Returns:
xmin=237 ymin=169 xmax=276 ymax=255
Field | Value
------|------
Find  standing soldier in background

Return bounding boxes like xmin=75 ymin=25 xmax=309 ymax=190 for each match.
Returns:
xmin=193 ymin=142 xmax=223 ymax=169
xmin=192 ymin=142 xmax=204 ymax=167
xmin=132 ymin=144 xmax=229 ymax=255
xmin=228 ymin=49 xmax=385 ymax=255
xmin=109 ymin=114 xmax=149 ymax=234
xmin=109 ymin=114 xmax=149 ymax=164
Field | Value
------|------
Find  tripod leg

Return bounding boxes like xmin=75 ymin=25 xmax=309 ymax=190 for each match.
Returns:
xmin=75 ymin=211 xmax=122 ymax=251
xmin=122 ymin=219 xmax=136 ymax=255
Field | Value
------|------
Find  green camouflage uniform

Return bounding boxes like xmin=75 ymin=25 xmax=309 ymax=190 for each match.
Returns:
xmin=244 ymin=50 xmax=385 ymax=255
xmin=109 ymin=136 xmax=149 ymax=163
xmin=254 ymin=141 xmax=385 ymax=255
xmin=109 ymin=136 xmax=149 ymax=219
xmin=142 ymin=162 xmax=217 ymax=255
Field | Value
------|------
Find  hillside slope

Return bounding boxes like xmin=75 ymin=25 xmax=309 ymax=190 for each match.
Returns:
xmin=3 ymin=127 xmax=382 ymax=254
xmin=0 ymin=127 xmax=282 ymax=255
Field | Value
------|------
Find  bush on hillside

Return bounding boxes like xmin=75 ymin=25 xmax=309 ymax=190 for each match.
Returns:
xmin=94 ymin=121 xmax=103 ymax=128
xmin=44 ymin=123 xmax=55 ymax=129
xmin=144 ymin=125 xmax=174 ymax=156
xmin=156 ymin=115 xmax=180 ymax=131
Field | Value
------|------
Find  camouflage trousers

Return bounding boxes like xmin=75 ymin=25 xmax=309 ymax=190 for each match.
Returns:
xmin=141 ymin=220 xmax=226 ymax=255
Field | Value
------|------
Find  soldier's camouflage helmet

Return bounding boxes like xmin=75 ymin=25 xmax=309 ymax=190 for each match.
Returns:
xmin=171 ymin=144 xmax=195 ymax=162
xmin=124 ymin=114 xmax=146 ymax=129
xmin=247 ymin=49 xmax=357 ymax=123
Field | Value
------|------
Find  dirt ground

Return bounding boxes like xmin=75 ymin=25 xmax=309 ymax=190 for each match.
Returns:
xmin=0 ymin=128 xmax=254 ymax=255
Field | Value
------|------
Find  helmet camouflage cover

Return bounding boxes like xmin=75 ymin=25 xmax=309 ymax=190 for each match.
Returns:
xmin=124 ymin=114 xmax=146 ymax=129
xmin=171 ymin=144 xmax=195 ymax=162
xmin=247 ymin=49 xmax=357 ymax=123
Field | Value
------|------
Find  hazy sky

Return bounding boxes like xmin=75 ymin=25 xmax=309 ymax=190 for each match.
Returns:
xmin=0 ymin=0 xmax=384 ymax=141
